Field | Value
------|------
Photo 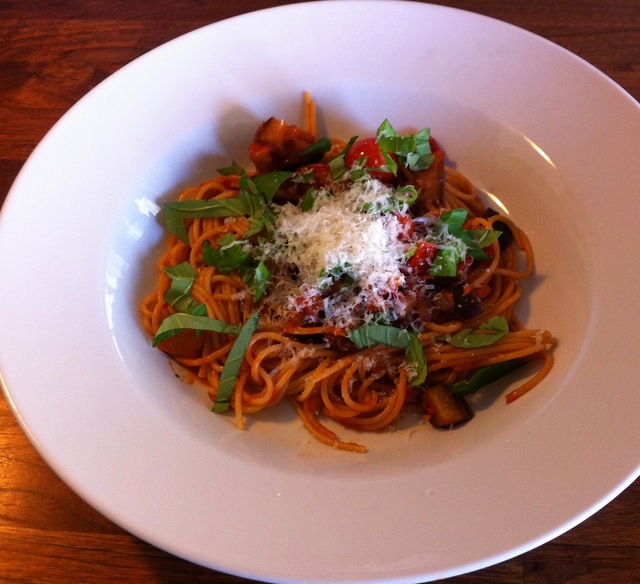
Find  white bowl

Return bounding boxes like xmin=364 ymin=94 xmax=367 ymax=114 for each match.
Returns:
xmin=1 ymin=2 xmax=639 ymax=582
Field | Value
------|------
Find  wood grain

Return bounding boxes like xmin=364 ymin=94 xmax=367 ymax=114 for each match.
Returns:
xmin=1 ymin=1 xmax=638 ymax=582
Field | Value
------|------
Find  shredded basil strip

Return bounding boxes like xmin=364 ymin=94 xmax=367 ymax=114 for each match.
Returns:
xmin=430 ymin=249 xmax=457 ymax=277
xmin=238 ymin=170 xmax=291 ymax=238
xmin=164 ymin=198 xmax=250 ymax=243
xmin=252 ymin=171 xmax=292 ymax=203
xmin=404 ymin=333 xmax=428 ymax=386
xmin=152 ymin=314 xmax=242 ymax=347
xmin=240 ymin=261 xmax=271 ymax=301
xmin=162 ymin=262 xmax=199 ymax=311
xmin=202 ymin=235 xmax=250 ymax=274
xmin=442 ymin=208 xmax=502 ymax=254
xmin=212 ymin=311 xmax=261 ymax=412
xmin=427 ymin=209 xmax=502 ymax=275
xmin=348 ymin=324 xmax=427 ymax=386
xmin=217 ymin=162 xmax=244 ymax=176
xmin=376 ymin=119 xmax=434 ymax=171
xmin=301 ymin=186 xmax=318 ymax=212
xmin=444 ymin=316 xmax=509 ymax=349
xmin=329 ymin=135 xmax=358 ymax=179
xmin=449 ymin=359 xmax=526 ymax=394
xmin=298 ymin=136 xmax=332 ymax=160
xmin=164 ymin=170 xmax=291 ymax=243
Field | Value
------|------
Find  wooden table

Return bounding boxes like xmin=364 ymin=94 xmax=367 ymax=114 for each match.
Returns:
xmin=1 ymin=1 xmax=638 ymax=582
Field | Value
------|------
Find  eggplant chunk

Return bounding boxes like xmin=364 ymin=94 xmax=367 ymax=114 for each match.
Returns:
xmin=422 ymin=384 xmax=474 ymax=428
xmin=248 ymin=117 xmax=316 ymax=173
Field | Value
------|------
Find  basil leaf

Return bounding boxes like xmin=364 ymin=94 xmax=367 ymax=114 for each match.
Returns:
xmin=376 ymin=120 xmax=434 ymax=171
xmin=298 ymin=136 xmax=332 ymax=160
xmin=217 ymin=162 xmax=244 ymax=176
xmin=429 ymin=248 xmax=458 ymax=277
xmin=467 ymin=228 xmax=502 ymax=248
xmin=348 ymin=324 xmax=412 ymax=350
xmin=361 ymin=185 xmax=418 ymax=214
xmin=202 ymin=235 xmax=250 ymax=274
xmin=348 ymin=324 xmax=427 ymax=386
xmin=185 ymin=303 xmax=208 ymax=317
xmin=160 ymin=171 xmax=273 ymax=243
xmin=301 ymin=186 xmax=318 ymax=212
xmin=376 ymin=119 xmax=398 ymax=140
xmin=404 ymin=332 xmax=427 ymax=386
xmin=164 ymin=261 xmax=197 ymax=279
xmin=162 ymin=262 xmax=198 ymax=311
xmin=328 ymin=135 xmax=358 ymax=179
xmin=449 ymin=359 xmax=526 ymax=394
xmin=427 ymin=209 xmax=501 ymax=273
xmin=438 ymin=208 xmax=467 ymax=235
xmin=444 ymin=316 xmax=509 ymax=349
xmin=245 ymin=204 xmax=277 ymax=239
xmin=236 ymin=171 xmax=283 ymax=238
xmin=164 ymin=198 xmax=251 ymax=243
xmin=152 ymin=314 xmax=242 ymax=347
xmin=437 ymin=209 xmax=501 ymax=252
xmin=241 ymin=261 xmax=271 ymax=301
xmin=465 ymin=228 xmax=502 ymax=260
xmin=380 ymin=151 xmax=398 ymax=175
xmin=253 ymin=171 xmax=292 ymax=203
xmin=212 ymin=311 xmax=261 ymax=412
xmin=328 ymin=154 xmax=347 ymax=179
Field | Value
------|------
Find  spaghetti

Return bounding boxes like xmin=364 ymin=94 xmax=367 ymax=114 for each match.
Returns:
xmin=140 ymin=94 xmax=555 ymax=452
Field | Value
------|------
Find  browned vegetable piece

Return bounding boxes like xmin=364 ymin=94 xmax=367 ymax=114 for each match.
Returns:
xmin=422 ymin=384 xmax=474 ymax=428
xmin=248 ymin=117 xmax=316 ymax=173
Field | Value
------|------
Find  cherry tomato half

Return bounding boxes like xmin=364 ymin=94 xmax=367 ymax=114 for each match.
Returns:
xmin=345 ymin=137 xmax=396 ymax=182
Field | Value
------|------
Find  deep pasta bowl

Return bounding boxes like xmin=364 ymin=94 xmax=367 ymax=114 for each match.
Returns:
xmin=1 ymin=2 xmax=639 ymax=582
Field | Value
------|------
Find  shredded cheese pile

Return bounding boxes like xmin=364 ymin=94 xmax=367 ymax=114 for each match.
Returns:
xmin=262 ymin=179 xmax=411 ymax=326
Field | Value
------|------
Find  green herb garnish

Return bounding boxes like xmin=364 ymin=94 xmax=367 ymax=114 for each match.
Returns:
xmin=203 ymin=234 xmax=250 ymax=274
xmin=298 ymin=136 xmax=332 ymax=161
xmin=449 ymin=359 xmax=526 ymax=394
xmin=240 ymin=261 xmax=271 ymax=301
xmin=328 ymin=135 xmax=358 ymax=179
xmin=427 ymin=209 xmax=501 ymax=276
xmin=152 ymin=314 xmax=242 ymax=347
xmin=212 ymin=311 xmax=261 ymax=412
xmin=164 ymin=198 xmax=250 ymax=243
xmin=163 ymin=170 xmax=291 ymax=242
xmin=348 ymin=324 xmax=427 ymax=386
xmin=301 ymin=186 xmax=318 ymax=212
xmin=376 ymin=119 xmax=434 ymax=171
xmin=162 ymin=262 xmax=200 ymax=312
xmin=444 ymin=316 xmax=509 ymax=349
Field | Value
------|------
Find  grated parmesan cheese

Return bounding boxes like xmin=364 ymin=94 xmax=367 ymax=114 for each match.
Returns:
xmin=261 ymin=178 xmax=412 ymax=326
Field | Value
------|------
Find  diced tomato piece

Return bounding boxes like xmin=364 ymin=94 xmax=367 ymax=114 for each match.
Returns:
xmin=456 ymin=255 xmax=474 ymax=273
xmin=293 ymin=291 xmax=324 ymax=318
xmin=295 ymin=163 xmax=332 ymax=188
xmin=393 ymin=212 xmax=415 ymax=241
xmin=406 ymin=241 xmax=438 ymax=274
xmin=345 ymin=137 xmax=396 ymax=182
